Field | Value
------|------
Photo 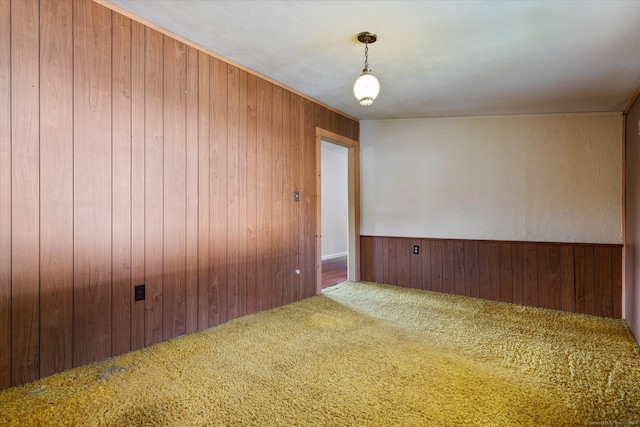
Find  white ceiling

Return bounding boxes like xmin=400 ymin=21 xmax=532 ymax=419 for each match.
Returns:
xmin=107 ymin=0 xmax=640 ymax=121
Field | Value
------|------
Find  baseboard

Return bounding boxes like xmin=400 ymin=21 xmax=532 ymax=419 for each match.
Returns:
xmin=322 ymin=252 xmax=348 ymax=261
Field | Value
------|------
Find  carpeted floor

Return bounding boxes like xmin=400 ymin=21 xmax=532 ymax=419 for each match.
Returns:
xmin=1 ymin=281 xmax=639 ymax=426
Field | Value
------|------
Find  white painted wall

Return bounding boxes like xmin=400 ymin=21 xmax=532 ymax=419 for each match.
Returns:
xmin=360 ymin=113 xmax=622 ymax=244
xmin=321 ymin=141 xmax=348 ymax=258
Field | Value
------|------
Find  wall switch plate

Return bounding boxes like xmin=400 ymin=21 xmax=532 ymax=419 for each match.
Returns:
xmin=413 ymin=245 xmax=420 ymax=255
xmin=134 ymin=284 xmax=145 ymax=301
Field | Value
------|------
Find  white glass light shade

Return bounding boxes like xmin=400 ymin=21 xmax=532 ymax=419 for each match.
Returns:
xmin=353 ymin=69 xmax=380 ymax=106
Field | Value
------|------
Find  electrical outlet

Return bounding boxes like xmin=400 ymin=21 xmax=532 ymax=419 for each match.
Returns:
xmin=134 ymin=284 xmax=145 ymax=301
xmin=413 ymin=245 xmax=420 ymax=255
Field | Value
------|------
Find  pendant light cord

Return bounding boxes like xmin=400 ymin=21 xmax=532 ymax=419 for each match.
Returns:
xmin=364 ymin=42 xmax=369 ymax=69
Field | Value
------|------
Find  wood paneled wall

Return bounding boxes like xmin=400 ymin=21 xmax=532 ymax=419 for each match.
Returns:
xmin=361 ymin=236 xmax=622 ymax=318
xmin=625 ymin=91 xmax=640 ymax=344
xmin=0 ymin=0 xmax=359 ymax=390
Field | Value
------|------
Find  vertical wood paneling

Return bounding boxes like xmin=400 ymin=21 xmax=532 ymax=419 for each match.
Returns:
xmin=303 ymin=99 xmax=316 ymax=298
xmin=302 ymin=99 xmax=315 ymax=298
xmin=387 ymin=238 xmax=398 ymax=286
xmin=245 ymin=74 xmax=258 ymax=315
xmin=281 ymin=89 xmax=295 ymax=305
xmin=479 ymin=242 xmax=500 ymax=301
xmin=522 ymin=244 xmax=538 ymax=307
xmin=0 ymin=0 xmax=11 ymax=390
xmin=393 ymin=238 xmax=403 ymax=286
xmin=73 ymin=0 xmax=113 ymax=366
xmin=130 ymin=20 xmax=146 ymax=351
xmin=2 ymin=0 xmax=361 ymax=390
xmin=397 ymin=239 xmax=412 ymax=288
xmin=409 ymin=239 xmax=422 ymax=289
xmin=374 ymin=236 xmax=384 ymax=283
xmin=359 ymin=237 xmax=622 ymax=319
xmin=11 ymin=0 xmax=40 ymax=385
xmin=560 ymin=246 xmax=575 ymax=313
xmin=380 ymin=238 xmax=390 ymax=284
xmin=442 ymin=240 xmax=455 ymax=295
xmin=430 ymin=240 xmax=443 ymax=292
xmin=111 ymin=11 xmax=132 ymax=357
xmin=227 ymin=65 xmax=240 ymax=320
xmin=296 ymin=98 xmax=307 ymax=295
xmin=314 ymin=106 xmax=326 ymax=295
xmin=498 ymin=243 xmax=513 ymax=303
xmin=478 ymin=243 xmax=500 ymax=300
xmin=210 ymin=57 xmax=228 ymax=325
xmin=271 ymin=86 xmax=284 ymax=307
xmin=256 ymin=78 xmax=272 ymax=311
xmin=378 ymin=239 xmax=391 ymax=284
xmin=39 ymin=0 xmax=73 ymax=377
xmin=575 ymin=246 xmax=596 ymax=315
xmin=361 ymin=236 xmax=374 ymax=282
xmin=511 ymin=243 xmax=524 ymax=305
xmin=163 ymin=36 xmax=187 ymax=340
xmin=537 ymin=245 xmax=561 ymax=310
xmin=431 ymin=240 xmax=443 ymax=293
xmin=143 ymin=27 xmax=164 ymax=346
xmin=626 ymin=95 xmax=640 ymax=345
xmin=288 ymin=94 xmax=300 ymax=303
xmin=464 ymin=242 xmax=479 ymax=298
xmin=594 ymin=247 xmax=613 ymax=318
xmin=196 ymin=51 xmax=210 ymax=329
xmin=236 ymin=69 xmax=248 ymax=317
xmin=453 ymin=241 xmax=466 ymax=296
xmin=420 ymin=240 xmax=432 ymax=291
xmin=612 ymin=248 xmax=622 ymax=319
xmin=185 ymin=46 xmax=199 ymax=334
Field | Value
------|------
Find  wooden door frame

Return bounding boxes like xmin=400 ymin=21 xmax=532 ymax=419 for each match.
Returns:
xmin=315 ymin=127 xmax=360 ymax=294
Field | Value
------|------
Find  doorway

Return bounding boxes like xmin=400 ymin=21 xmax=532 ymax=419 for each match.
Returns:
xmin=315 ymin=128 xmax=360 ymax=294
xmin=321 ymin=141 xmax=348 ymax=288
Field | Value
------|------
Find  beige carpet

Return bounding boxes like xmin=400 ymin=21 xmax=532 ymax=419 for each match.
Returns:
xmin=1 ymin=281 xmax=639 ymax=426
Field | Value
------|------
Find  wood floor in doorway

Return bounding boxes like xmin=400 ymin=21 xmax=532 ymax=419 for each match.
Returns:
xmin=322 ymin=255 xmax=347 ymax=289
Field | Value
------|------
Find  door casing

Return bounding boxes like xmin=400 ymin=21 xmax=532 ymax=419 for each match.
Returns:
xmin=315 ymin=127 xmax=360 ymax=294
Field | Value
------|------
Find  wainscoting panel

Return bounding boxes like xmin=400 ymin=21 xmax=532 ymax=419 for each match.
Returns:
xmin=0 ymin=0 xmax=359 ymax=390
xmin=361 ymin=236 xmax=622 ymax=318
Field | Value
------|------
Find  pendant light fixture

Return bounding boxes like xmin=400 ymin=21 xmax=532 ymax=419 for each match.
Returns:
xmin=353 ymin=32 xmax=380 ymax=106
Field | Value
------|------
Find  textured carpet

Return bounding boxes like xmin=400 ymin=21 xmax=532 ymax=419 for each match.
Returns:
xmin=1 ymin=281 xmax=639 ymax=426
